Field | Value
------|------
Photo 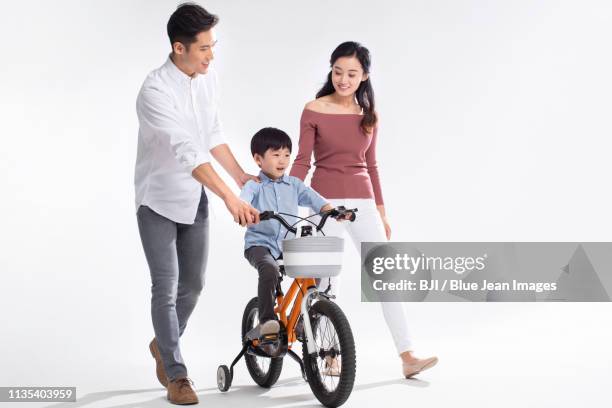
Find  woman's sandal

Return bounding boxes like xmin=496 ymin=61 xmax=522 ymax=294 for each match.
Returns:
xmin=403 ymin=356 xmax=438 ymax=378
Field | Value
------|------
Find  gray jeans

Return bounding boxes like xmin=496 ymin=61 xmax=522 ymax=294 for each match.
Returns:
xmin=136 ymin=189 xmax=209 ymax=380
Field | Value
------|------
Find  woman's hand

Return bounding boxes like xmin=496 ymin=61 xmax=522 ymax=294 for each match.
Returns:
xmin=377 ymin=205 xmax=391 ymax=240
xmin=381 ymin=215 xmax=392 ymax=240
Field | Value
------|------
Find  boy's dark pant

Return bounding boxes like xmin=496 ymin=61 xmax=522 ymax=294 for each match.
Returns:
xmin=244 ymin=246 xmax=279 ymax=323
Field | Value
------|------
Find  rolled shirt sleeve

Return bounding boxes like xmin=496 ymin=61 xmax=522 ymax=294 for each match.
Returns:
xmin=137 ymin=85 xmax=211 ymax=173
xmin=206 ymin=108 xmax=226 ymax=150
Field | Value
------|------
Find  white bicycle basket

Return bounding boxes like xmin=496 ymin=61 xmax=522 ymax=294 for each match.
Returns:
xmin=281 ymin=236 xmax=344 ymax=278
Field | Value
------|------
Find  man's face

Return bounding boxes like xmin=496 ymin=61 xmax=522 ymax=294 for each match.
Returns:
xmin=172 ymin=29 xmax=217 ymax=76
xmin=255 ymin=147 xmax=291 ymax=180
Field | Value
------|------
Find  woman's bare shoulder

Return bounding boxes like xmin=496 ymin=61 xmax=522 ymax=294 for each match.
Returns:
xmin=304 ymin=97 xmax=333 ymax=113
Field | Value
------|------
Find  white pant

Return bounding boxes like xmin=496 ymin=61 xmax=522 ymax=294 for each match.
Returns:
xmin=311 ymin=198 xmax=413 ymax=354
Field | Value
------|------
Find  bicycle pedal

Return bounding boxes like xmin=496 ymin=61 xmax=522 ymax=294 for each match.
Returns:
xmin=259 ymin=333 xmax=279 ymax=344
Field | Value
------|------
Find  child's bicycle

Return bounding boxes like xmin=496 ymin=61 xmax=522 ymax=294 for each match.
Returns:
xmin=216 ymin=206 xmax=358 ymax=408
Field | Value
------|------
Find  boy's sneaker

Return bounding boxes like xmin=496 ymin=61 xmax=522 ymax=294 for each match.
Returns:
xmin=259 ymin=320 xmax=280 ymax=344
xmin=259 ymin=320 xmax=280 ymax=338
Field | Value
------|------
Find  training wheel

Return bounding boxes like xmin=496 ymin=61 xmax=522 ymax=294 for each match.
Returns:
xmin=217 ymin=365 xmax=232 ymax=392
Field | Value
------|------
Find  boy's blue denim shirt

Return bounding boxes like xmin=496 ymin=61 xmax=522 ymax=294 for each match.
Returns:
xmin=240 ymin=170 xmax=328 ymax=258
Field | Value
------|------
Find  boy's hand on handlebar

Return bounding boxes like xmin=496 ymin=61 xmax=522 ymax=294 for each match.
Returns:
xmin=320 ymin=204 xmax=335 ymax=213
xmin=321 ymin=204 xmax=355 ymax=222
xmin=225 ymin=195 xmax=260 ymax=226
xmin=338 ymin=212 xmax=354 ymax=221
xmin=335 ymin=206 xmax=357 ymax=222
xmin=334 ymin=211 xmax=354 ymax=222
xmin=320 ymin=204 xmax=344 ymax=221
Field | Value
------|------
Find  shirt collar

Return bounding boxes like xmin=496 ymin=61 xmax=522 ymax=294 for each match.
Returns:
xmin=164 ymin=55 xmax=195 ymax=85
xmin=259 ymin=171 xmax=290 ymax=185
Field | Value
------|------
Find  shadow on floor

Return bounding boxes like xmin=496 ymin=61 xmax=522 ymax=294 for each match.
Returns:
xmin=45 ymin=375 xmax=429 ymax=408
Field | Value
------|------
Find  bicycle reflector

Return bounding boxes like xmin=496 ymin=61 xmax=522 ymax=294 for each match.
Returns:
xmin=282 ymin=236 xmax=345 ymax=278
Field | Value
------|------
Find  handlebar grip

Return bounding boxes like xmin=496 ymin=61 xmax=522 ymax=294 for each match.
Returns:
xmin=328 ymin=207 xmax=358 ymax=222
xmin=259 ymin=211 xmax=273 ymax=220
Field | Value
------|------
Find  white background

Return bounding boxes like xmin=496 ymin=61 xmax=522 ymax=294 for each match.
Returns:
xmin=1 ymin=1 xmax=611 ymax=407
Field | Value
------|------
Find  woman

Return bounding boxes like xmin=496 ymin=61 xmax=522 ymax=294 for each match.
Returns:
xmin=289 ymin=41 xmax=438 ymax=378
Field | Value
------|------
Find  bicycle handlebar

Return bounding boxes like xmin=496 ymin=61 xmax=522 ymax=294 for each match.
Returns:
xmin=259 ymin=206 xmax=358 ymax=235
xmin=259 ymin=211 xmax=298 ymax=234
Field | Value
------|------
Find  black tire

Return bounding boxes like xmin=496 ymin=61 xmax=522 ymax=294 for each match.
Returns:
xmin=242 ymin=297 xmax=283 ymax=387
xmin=302 ymin=299 xmax=356 ymax=408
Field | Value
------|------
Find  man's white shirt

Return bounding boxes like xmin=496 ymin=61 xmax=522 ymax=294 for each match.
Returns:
xmin=135 ymin=57 xmax=225 ymax=224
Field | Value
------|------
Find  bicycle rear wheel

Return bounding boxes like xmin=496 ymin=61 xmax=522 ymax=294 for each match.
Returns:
xmin=242 ymin=297 xmax=283 ymax=387
xmin=302 ymin=299 xmax=356 ymax=407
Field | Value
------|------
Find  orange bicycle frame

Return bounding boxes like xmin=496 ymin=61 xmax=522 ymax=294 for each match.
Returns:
xmin=274 ymin=277 xmax=317 ymax=346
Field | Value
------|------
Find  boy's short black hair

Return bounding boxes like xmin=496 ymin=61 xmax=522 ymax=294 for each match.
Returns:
xmin=167 ymin=3 xmax=219 ymax=49
xmin=251 ymin=127 xmax=292 ymax=156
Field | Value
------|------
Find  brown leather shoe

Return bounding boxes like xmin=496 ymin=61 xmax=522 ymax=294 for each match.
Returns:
xmin=149 ymin=338 xmax=168 ymax=387
xmin=167 ymin=377 xmax=199 ymax=405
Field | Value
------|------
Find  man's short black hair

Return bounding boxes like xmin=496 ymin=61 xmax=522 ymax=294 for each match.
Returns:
xmin=251 ymin=127 xmax=292 ymax=156
xmin=167 ymin=3 xmax=219 ymax=49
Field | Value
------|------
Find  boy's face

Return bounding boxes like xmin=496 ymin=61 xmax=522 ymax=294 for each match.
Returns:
xmin=254 ymin=147 xmax=291 ymax=180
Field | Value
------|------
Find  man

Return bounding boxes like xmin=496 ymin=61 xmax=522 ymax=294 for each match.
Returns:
xmin=135 ymin=3 xmax=258 ymax=405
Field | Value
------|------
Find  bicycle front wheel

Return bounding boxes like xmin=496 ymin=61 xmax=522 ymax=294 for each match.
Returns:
xmin=302 ymin=299 xmax=356 ymax=407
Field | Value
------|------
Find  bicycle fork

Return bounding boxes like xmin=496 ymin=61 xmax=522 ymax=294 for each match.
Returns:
xmin=300 ymin=287 xmax=320 ymax=356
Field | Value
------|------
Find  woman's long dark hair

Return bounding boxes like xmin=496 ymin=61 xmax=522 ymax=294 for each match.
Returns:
xmin=316 ymin=41 xmax=377 ymax=134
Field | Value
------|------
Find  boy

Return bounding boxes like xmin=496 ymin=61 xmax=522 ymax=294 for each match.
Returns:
xmin=240 ymin=127 xmax=337 ymax=336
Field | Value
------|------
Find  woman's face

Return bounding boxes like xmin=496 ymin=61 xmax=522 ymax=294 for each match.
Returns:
xmin=331 ymin=56 xmax=368 ymax=97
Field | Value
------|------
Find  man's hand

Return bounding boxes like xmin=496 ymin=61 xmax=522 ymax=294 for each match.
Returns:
xmin=225 ymin=194 xmax=260 ymax=226
xmin=209 ymin=145 xmax=260 ymax=188
xmin=237 ymin=172 xmax=260 ymax=188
